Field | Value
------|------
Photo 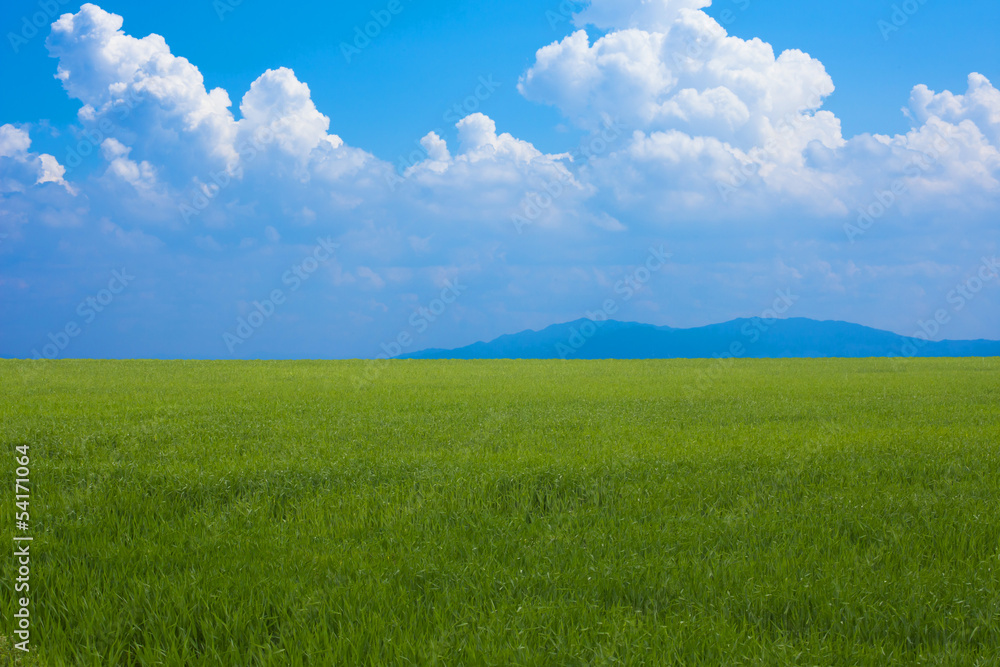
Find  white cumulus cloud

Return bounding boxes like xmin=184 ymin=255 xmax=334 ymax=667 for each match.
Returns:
xmin=0 ymin=124 xmax=74 ymax=194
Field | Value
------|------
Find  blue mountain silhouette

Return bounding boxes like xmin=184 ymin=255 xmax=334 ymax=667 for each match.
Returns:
xmin=400 ymin=318 xmax=1000 ymax=359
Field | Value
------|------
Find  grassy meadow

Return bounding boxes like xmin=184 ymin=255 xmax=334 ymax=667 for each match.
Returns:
xmin=1 ymin=358 xmax=999 ymax=665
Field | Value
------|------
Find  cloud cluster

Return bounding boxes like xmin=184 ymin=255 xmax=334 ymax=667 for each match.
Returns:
xmin=521 ymin=0 xmax=1000 ymax=228
xmin=47 ymin=4 xmax=237 ymax=183
xmin=37 ymin=4 xmax=584 ymax=235
xmin=523 ymin=6 xmax=838 ymax=151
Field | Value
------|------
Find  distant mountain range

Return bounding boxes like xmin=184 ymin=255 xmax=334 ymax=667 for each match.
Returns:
xmin=400 ymin=318 xmax=1000 ymax=360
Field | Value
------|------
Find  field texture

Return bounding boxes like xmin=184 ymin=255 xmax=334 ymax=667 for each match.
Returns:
xmin=2 ymin=358 xmax=999 ymax=665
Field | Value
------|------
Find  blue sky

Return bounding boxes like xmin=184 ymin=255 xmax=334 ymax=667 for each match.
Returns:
xmin=1 ymin=0 xmax=999 ymax=359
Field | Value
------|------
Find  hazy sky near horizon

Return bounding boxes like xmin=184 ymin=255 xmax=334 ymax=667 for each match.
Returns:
xmin=1 ymin=0 xmax=999 ymax=359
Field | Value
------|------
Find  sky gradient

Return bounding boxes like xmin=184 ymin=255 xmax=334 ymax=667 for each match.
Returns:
xmin=1 ymin=0 xmax=999 ymax=359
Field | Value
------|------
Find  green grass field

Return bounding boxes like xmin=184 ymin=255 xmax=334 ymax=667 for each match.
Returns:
xmin=2 ymin=358 xmax=999 ymax=665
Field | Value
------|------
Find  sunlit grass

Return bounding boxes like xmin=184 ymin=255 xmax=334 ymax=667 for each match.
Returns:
xmin=2 ymin=358 xmax=999 ymax=665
